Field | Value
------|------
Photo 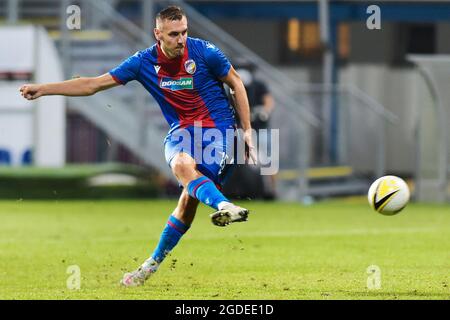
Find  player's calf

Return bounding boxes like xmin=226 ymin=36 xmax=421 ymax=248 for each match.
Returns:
xmin=120 ymin=215 xmax=190 ymax=287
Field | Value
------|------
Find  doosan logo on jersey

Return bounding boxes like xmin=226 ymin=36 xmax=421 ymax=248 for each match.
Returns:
xmin=160 ymin=77 xmax=194 ymax=90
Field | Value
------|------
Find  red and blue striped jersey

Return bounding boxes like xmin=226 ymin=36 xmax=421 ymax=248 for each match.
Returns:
xmin=109 ymin=37 xmax=236 ymax=132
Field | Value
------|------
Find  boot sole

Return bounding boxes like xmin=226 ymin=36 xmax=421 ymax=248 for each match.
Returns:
xmin=210 ymin=208 xmax=249 ymax=227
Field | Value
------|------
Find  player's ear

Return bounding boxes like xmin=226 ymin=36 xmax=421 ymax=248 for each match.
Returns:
xmin=154 ymin=28 xmax=161 ymax=41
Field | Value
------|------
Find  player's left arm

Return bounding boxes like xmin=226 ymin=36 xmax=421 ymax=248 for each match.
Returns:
xmin=220 ymin=66 xmax=256 ymax=163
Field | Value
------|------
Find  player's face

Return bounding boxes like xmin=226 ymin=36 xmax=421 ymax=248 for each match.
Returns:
xmin=156 ymin=16 xmax=188 ymax=59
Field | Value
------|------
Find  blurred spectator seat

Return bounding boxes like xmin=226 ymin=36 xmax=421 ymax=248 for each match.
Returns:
xmin=22 ymin=149 xmax=32 ymax=165
xmin=0 ymin=149 xmax=11 ymax=165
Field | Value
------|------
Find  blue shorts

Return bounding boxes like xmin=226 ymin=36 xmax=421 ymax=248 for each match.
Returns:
xmin=164 ymin=125 xmax=236 ymax=186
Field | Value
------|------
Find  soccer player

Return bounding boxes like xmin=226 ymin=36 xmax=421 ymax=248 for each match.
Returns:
xmin=19 ymin=6 xmax=256 ymax=287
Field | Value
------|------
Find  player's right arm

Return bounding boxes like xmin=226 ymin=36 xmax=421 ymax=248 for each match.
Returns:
xmin=19 ymin=73 xmax=119 ymax=101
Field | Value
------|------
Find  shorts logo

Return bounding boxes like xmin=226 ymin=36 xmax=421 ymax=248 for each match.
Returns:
xmin=160 ymin=77 xmax=193 ymax=91
xmin=184 ymin=59 xmax=196 ymax=75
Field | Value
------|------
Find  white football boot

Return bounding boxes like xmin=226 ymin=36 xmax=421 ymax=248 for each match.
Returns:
xmin=120 ymin=258 xmax=158 ymax=287
xmin=210 ymin=203 xmax=249 ymax=227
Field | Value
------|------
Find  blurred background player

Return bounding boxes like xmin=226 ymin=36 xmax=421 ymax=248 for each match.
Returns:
xmin=226 ymin=59 xmax=277 ymax=199
xmin=19 ymin=5 xmax=256 ymax=287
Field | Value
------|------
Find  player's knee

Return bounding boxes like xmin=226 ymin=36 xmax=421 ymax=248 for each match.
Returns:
xmin=171 ymin=156 xmax=196 ymax=180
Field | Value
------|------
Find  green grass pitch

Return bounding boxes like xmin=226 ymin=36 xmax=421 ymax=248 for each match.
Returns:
xmin=0 ymin=199 xmax=448 ymax=300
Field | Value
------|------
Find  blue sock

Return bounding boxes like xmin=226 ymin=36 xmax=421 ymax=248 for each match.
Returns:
xmin=151 ymin=215 xmax=189 ymax=263
xmin=187 ymin=176 xmax=229 ymax=210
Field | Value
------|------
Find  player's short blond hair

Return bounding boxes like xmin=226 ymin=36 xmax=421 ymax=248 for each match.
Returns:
xmin=156 ymin=6 xmax=186 ymax=23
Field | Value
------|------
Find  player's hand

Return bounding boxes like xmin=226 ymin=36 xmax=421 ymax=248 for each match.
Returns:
xmin=244 ymin=129 xmax=257 ymax=165
xmin=19 ymin=84 xmax=44 ymax=100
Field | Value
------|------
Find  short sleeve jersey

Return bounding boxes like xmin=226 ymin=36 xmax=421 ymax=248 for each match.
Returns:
xmin=109 ymin=37 xmax=236 ymax=132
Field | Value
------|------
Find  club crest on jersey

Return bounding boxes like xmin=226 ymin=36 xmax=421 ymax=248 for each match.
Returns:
xmin=184 ymin=59 xmax=196 ymax=75
xmin=160 ymin=77 xmax=193 ymax=91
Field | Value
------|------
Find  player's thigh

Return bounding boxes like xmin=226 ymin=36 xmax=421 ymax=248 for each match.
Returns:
xmin=197 ymin=125 xmax=235 ymax=186
xmin=164 ymin=129 xmax=199 ymax=181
